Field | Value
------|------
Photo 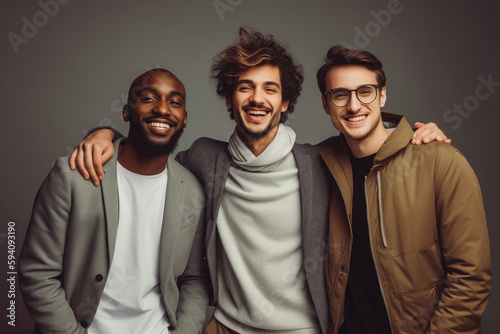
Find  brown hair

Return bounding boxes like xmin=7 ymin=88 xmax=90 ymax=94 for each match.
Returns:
xmin=316 ymin=45 xmax=386 ymax=94
xmin=211 ymin=27 xmax=303 ymax=122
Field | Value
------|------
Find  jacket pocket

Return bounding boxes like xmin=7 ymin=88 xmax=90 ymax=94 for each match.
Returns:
xmin=399 ymin=283 xmax=442 ymax=333
xmin=179 ymin=215 xmax=195 ymax=231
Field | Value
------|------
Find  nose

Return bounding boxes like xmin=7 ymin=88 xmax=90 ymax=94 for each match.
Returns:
xmin=154 ymin=99 xmax=171 ymax=115
xmin=346 ymin=91 xmax=361 ymax=112
xmin=250 ymin=87 xmax=265 ymax=105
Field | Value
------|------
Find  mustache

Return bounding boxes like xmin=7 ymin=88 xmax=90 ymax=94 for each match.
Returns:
xmin=243 ymin=102 xmax=272 ymax=112
xmin=144 ymin=115 xmax=178 ymax=126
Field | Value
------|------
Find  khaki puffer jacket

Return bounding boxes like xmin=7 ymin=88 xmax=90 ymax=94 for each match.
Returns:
xmin=321 ymin=115 xmax=492 ymax=334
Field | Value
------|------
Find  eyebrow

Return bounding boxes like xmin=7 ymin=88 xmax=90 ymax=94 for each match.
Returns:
xmin=331 ymin=84 xmax=377 ymax=91
xmin=137 ymin=86 xmax=186 ymax=101
xmin=236 ymin=79 xmax=281 ymax=89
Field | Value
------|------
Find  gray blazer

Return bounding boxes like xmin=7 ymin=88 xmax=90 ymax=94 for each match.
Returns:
xmin=176 ymin=137 xmax=332 ymax=334
xmin=20 ymin=138 xmax=210 ymax=334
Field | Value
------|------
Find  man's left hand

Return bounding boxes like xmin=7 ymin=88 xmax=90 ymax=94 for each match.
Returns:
xmin=412 ymin=122 xmax=452 ymax=145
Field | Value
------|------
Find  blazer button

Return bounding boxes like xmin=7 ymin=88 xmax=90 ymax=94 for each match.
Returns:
xmin=95 ymin=274 xmax=103 ymax=282
xmin=81 ymin=320 xmax=88 ymax=328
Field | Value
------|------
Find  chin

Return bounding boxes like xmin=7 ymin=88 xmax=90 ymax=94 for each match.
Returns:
xmin=341 ymin=129 xmax=368 ymax=141
xmin=134 ymin=128 xmax=183 ymax=158
xmin=246 ymin=124 xmax=274 ymax=139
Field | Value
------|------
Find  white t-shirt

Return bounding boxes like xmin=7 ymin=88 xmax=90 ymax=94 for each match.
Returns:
xmin=88 ymin=162 xmax=170 ymax=334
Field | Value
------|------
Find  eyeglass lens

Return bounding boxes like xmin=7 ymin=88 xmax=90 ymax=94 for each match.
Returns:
xmin=330 ymin=85 xmax=377 ymax=107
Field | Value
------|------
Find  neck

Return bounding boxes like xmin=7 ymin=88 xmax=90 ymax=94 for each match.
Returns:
xmin=346 ymin=123 xmax=391 ymax=158
xmin=118 ymin=139 xmax=168 ymax=175
xmin=236 ymin=125 xmax=279 ymax=157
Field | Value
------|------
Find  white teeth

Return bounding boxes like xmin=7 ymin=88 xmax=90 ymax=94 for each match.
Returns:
xmin=247 ymin=110 xmax=267 ymax=116
xmin=148 ymin=122 xmax=171 ymax=129
xmin=346 ymin=115 xmax=366 ymax=122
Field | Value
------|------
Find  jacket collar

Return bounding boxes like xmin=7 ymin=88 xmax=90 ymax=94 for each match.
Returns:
xmin=320 ymin=113 xmax=411 ymax=206
xmin=373 ymin=116 xmax=413 ymax=168
xmin=321 ymin=113 xmax=412 ymax=168
xmin=159 ymin=155 xmax=186 ymax=279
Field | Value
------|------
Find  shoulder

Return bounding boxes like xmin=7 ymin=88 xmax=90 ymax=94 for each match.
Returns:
xmin=292 ymin=142 xmax=331 ymax=180
xmin=317 ymin=135 xmax=341 ymax=149
xmin=35 ymin=155 xmax=100 ymax=203
xmin=398 ymin=141 xmax=475 ymax=181
xmin=52 ymin=156 xmax=73 ymax=176
xmin=427 ymin=142 xmax=473 ymax=173
xmin=175 ymin=137 xmax=229 ymax=171
xmin=406 ymin=141 xmax=463 ymax=162
xmin=293 ymin=142 xmax=319 ymax=155
xmin=293 ymin=135 xmax=340 ymax=155
xmin=188 ymin=137 xmax=228 ymax=153
xmin=50 ymin=156 xmax=96 ymax=187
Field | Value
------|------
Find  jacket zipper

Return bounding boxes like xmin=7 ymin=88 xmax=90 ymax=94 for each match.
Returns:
xmin=365 ymin=174 xmax=394 ymax=333
xmin=376 ymin=171 xmax=388 ymax=248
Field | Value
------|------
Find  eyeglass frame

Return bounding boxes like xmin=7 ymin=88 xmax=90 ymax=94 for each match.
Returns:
xmin=323 ymin=84 xmax=380 ymax=107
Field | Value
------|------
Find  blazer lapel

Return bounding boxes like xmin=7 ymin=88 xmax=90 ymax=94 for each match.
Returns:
xmin=292 ymin=147 xmax=315 ymax=253
xmin=159 ymin=156 xmax=186 ymax=279
xmin=100 ymin=138 xmax=123 ymax=264
xmin=292 ymin=145 xmax=330 ymax=333
xmin=211 ymin=151 xmax=231 ymax=222
xmin=205 ymin=150 xmax=231 ymax=247
xmin=204 ymin=150 xmax=231 ymax=300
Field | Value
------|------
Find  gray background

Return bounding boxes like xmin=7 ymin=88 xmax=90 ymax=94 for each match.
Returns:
xmin=1 ymin=0 xmax=499 ymax=333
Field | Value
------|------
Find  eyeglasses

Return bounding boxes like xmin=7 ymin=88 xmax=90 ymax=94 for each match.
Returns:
xmin=324 ymin=84 xmax=379 ymax=107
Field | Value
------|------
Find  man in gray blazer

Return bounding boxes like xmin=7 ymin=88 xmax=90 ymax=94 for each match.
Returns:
xmin=19 ymin=69 xmax=210 ymax=334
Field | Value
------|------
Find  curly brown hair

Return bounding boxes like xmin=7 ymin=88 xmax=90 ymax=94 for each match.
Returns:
xmin=211 ymin=27 xmax=303 ymax=123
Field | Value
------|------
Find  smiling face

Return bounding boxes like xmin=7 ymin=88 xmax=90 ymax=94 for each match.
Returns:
xmin=226 ymin=64 xmax=289 ymax=150
xmin=322 ymin=64 xmax=389 ymax=154
xmin=124 ymin=69 xmax=187 ymax=157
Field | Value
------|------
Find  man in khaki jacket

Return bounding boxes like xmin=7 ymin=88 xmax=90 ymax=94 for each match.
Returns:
xmin=317 ymin=45 xmax=492 ymax=334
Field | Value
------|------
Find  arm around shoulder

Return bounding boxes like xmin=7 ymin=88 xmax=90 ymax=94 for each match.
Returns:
xmin=86 ymin=126 xmax=124 ymax=141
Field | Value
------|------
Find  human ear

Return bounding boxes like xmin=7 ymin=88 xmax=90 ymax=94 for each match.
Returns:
xmin=322 ymin=95 xmax=330 ymax=115
xmin=380 ymin=87 xmax=387 ymax=108
xmin=123 ymin=105 xmax=130 ymax=122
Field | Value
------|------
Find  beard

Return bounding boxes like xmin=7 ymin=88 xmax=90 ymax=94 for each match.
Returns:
xmin=129 ymin=127 xmax=184 ymax=159
xmin=234 ymin=105 xmax=281 ymax=139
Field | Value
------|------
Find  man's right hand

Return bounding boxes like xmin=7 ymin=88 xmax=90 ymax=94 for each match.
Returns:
xmin=69 ymin=129 xmax=115 ymax=186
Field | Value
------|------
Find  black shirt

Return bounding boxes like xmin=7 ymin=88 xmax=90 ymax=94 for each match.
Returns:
xmin=342 ymin=153 xmax=391 ymax=334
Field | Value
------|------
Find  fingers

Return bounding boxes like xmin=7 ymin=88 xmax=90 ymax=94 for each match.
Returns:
xmin=83 ymin=143 xmax=101 ymax=187
xmin=412 ymin=122 xmax=451 ymax=145
xmin=102 ymin=145 xmax=115 ymax=169
xmin=413 ymin=122 xmax=425 ymax=129
xmin=89 ymin=142 xmax=115 ymax=184
xmin=92 ymin=147 xmax=104 ymax=182
xmin=75 ymin=143 xmax=90 ymax=180
xmin=412 ymin=126 xmax=433 ymax=145
xmin=69 ymin=148 xmax=78 ymax=170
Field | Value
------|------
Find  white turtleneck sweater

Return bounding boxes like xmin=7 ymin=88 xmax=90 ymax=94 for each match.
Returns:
xmin=214 ymin=124 xmax=320 ymax=333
